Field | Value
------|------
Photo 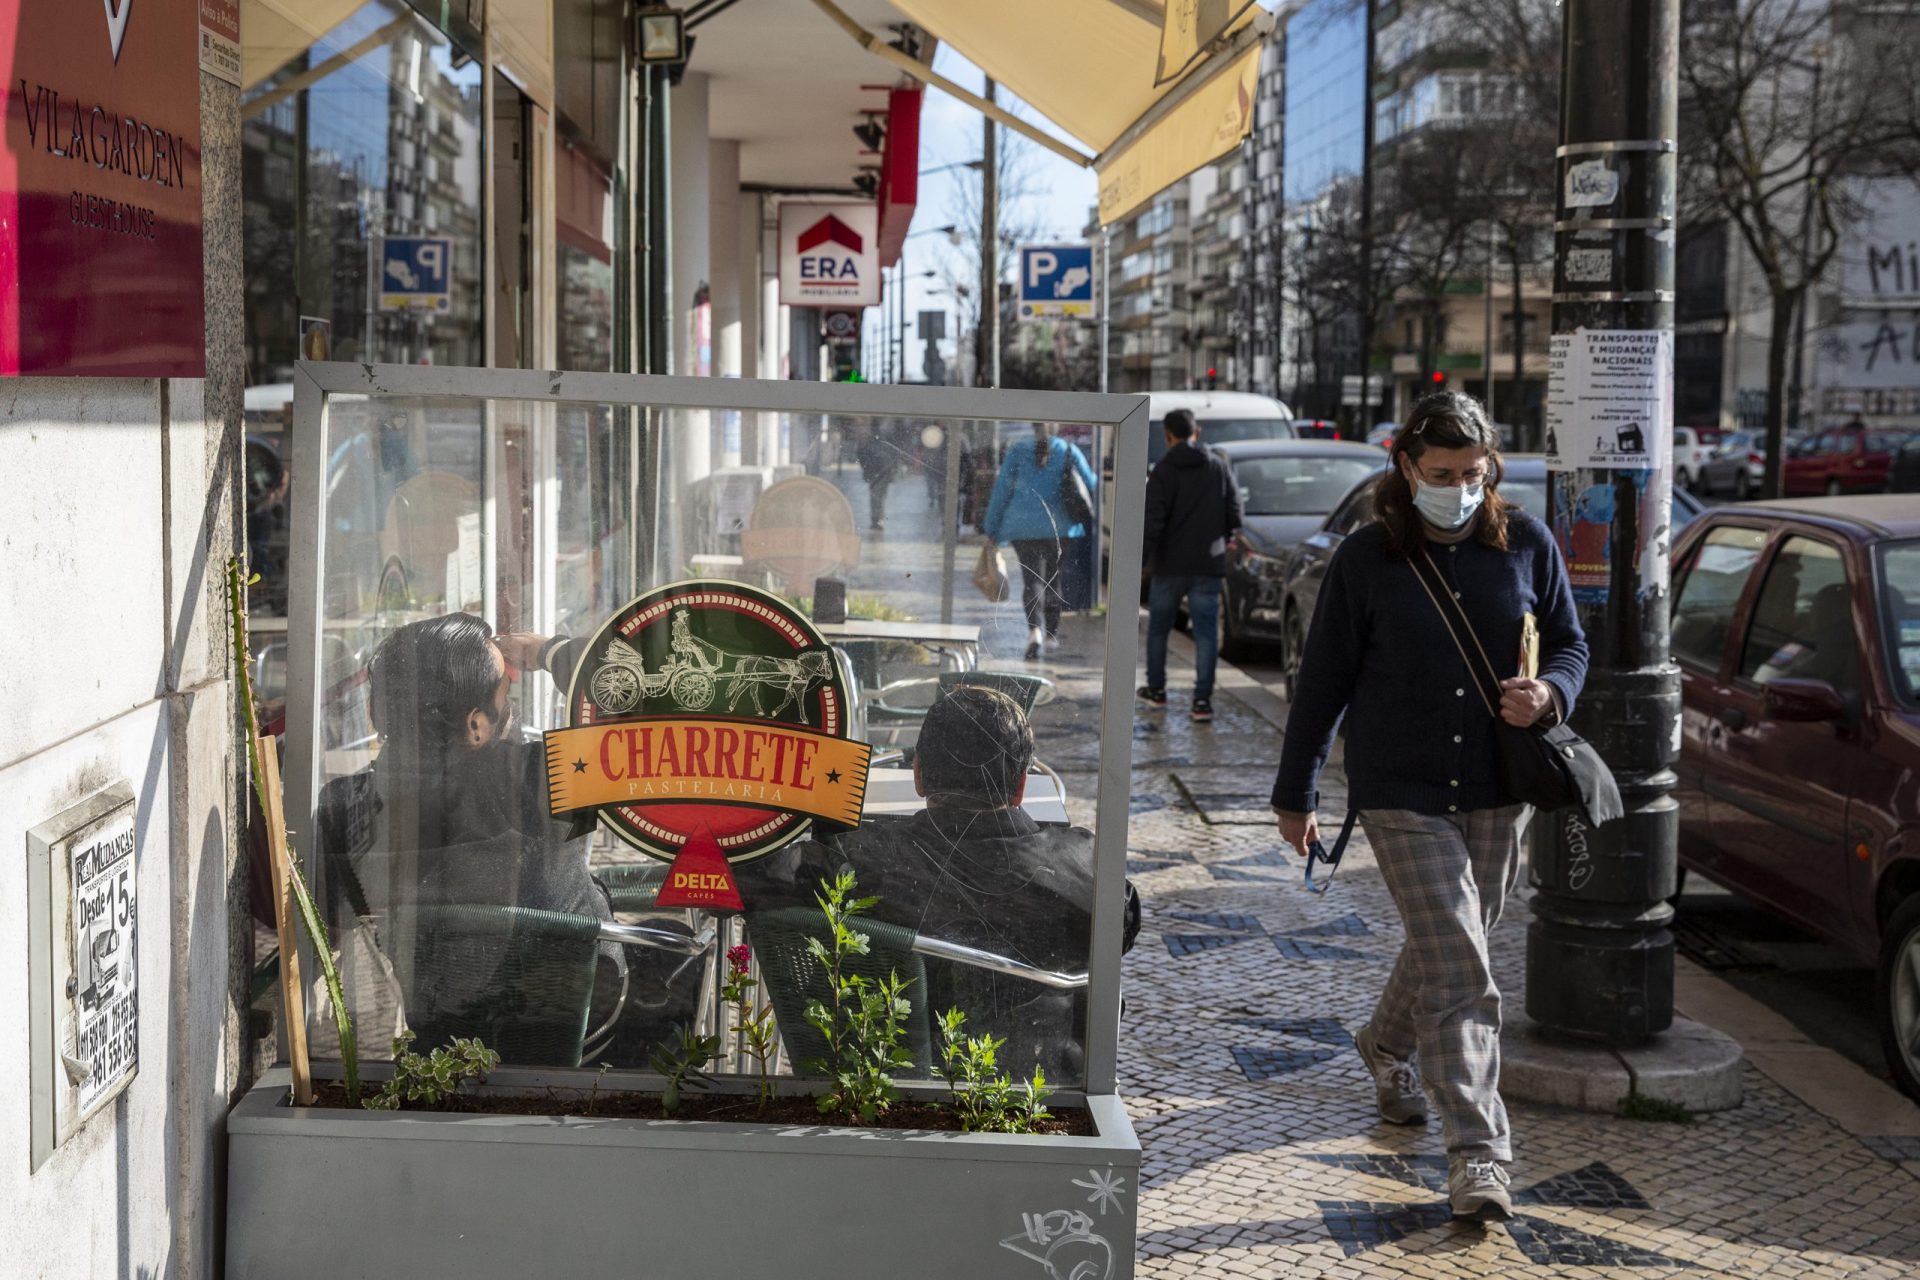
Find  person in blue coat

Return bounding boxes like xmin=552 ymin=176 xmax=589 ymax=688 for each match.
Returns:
xmin=984 ymin=424 xmax=1098 ymax=660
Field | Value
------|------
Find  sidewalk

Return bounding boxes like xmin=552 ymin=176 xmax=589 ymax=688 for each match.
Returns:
xmin=1120 ymin=629 xmax=1920 ymax=1278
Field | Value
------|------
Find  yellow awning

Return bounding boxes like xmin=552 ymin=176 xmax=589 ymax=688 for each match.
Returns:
xmin=818 ymin=0 xmax=1268 ymax=224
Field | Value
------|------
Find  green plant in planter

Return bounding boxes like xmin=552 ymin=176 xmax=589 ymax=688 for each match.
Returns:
xmin=935 ymin=1009 xmax=1053 ymax=1134
xmin=363 ymin=1032 xmax=501 ymax=1110
xmin=721 ymin=943 xmax=780 ymax=1108
xmin=804 ymin=870 xmax=917 ymax=1124
xmin=649 ymin=1023 xmax=721 ymax=1116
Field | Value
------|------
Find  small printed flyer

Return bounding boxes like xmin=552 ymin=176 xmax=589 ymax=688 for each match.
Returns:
xmin=1543 ymin=329 xmax=1675 ymax=470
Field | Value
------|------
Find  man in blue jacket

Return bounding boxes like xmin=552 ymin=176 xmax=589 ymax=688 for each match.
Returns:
xmin=1139 ymin=410 xmax=1243 ymax=722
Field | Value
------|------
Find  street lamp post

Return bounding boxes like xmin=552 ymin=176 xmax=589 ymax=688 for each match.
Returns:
xmin=1532 ymin=0 xmax=1682 ymax=1043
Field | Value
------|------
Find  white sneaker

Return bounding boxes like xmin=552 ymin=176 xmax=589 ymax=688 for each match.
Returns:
xmin=1448 ymin=1158 xmax=1513 ymax=1222
xmin=1353 ymin=1025 xmax=1427 ymax=1125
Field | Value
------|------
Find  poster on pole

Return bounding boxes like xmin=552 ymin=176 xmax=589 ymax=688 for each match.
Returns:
xmin=1543 ymin=329 xmax=1674 ymax=470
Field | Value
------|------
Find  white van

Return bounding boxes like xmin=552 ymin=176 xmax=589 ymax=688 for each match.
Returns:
xmin=1146 ymin=390 xmax=1294 ymax=466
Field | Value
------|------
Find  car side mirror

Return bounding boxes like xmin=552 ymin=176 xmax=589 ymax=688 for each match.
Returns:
xmin=1761 ymin=678 xmax=1847 ymax=723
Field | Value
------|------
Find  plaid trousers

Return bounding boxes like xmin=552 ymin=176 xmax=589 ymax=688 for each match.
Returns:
xmin=1361 ymin=804 xmax=1531 ymax=1161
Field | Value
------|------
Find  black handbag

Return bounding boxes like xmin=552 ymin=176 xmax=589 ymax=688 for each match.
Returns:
xmin=1060 ymin=451 xmax=1096 ymax=530
xmin=1408 ymin=548 xmax=1624 ymax=826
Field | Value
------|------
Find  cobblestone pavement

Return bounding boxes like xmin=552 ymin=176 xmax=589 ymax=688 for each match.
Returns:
xmin=1120 ymin=652 xmax=1920 ymax=1279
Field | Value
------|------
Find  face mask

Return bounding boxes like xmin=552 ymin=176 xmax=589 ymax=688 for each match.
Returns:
xmin=1411 ymin=475 xmax=1485 ymax=530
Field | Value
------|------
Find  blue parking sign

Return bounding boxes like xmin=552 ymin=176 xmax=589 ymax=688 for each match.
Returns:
xmin=380 ymin=237 xmax=453 ymax=312
xmin=1019 ymin=244 xmax=1095 ymax=318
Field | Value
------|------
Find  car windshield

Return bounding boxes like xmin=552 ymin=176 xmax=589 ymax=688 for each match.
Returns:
xmin=1233 ymin=455 xmax=1382 ymax=516
xmin=1881 ymin=540 xmax=1920 ymax=707
xmin=1149 ymin=418 xmax=1292 ymax=465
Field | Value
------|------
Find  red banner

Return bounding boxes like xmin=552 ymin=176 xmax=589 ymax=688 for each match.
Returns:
xmin=0 ymin=0 xmax=206 ymax=376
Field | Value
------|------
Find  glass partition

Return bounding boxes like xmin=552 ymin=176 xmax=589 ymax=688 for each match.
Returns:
xmin=286 ymin=365 xmax=1146 ymax=1095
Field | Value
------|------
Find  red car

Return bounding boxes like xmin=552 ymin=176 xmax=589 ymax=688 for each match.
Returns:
xmin=1783 ymin=424 xmax=1917 ymax=496
xmin=1670 ymin=496 xmax=1920 ymax=1097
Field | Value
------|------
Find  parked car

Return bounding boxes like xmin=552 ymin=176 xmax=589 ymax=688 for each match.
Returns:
xmin=1145 ymin=390 xmax=1294 ymax=467
xmin=1366 ymin=422 xmax=1399 ymax=448
xmin=1674 ymin=425 xmax=1722 ymax=493
xmin=1214 ymin=439 xmax=1386 ymax=658
xmin=1697 ymin=430 xmax=1768 ymax=498
xmin=1668 ymin=496 xmax=1920 ymax=1099
xmin=1273 ymin=456 xmax=1704 ymax=685
xmin=1783 ymin=423 xmax=1918 ymax=496
xmin=1891 ymin=433 xmax=1920 ymax=493
xmin=1293 ymin=419 xmax=1342 ymax=440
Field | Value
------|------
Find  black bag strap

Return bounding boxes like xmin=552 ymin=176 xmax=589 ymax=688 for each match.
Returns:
xmin=1406 ymin=548 xmax=1508 ymax=723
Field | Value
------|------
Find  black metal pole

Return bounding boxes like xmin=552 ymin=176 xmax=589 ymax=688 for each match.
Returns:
xmin=1530 ymin=0 xmax=1681 ymax=1044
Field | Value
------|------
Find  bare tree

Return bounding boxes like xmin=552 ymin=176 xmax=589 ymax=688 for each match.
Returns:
xmin=1380 ymin=129 xmax=1490 ymax=393
xmin=1682 ymin=0 xmax=1920 ymax=495
xmin=933 ymin=121 xmax=1054 ymax=388
xmin=1282 ymin=175 xmax=1399 ymax=420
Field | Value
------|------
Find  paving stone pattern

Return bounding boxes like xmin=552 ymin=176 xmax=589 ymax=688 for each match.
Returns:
xmin=1120 ymin=659 xmax=1920 ymax=1278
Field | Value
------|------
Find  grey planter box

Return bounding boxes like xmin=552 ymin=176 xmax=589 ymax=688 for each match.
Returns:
xmin=226 ymin=1070 xmax=1140 ymax=1280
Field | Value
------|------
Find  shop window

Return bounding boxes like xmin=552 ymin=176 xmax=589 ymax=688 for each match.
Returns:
xmin=285 ymin=373 xmax=1130 ymax=1095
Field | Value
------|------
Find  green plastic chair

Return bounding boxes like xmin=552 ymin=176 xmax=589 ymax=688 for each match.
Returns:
xmin=596 ymin=861 xmax=670 ymax=915
xmin=746 ymin=906 xmax=933 ymax=1075
xmin=405 ymin=905 xmax=602 ymax=1068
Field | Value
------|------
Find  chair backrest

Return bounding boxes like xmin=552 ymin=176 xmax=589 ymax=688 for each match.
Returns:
xmin=404 ymin=904 xmax=601 ymax=1068
xmin=746 ymin=906 xmax=932 ymax=1074
xmin=936 ymin=669 xmax=1049 ymax=715
xmin=595 ymin=860 xmax=670 ymax=915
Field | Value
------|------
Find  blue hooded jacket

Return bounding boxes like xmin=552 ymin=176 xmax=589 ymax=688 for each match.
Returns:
xmin=983 ymin=434 xmax=1098 ymax=544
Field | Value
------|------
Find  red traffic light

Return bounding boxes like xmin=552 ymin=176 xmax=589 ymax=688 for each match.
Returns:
xmin=1431 ymin=370 xmax=1445 ymax=384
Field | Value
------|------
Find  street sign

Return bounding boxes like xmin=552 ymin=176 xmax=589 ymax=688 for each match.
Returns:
xmin=380 ymin=237 xmax=454 ymax=312
xmin=1019 ymin=244 xmax=1095 ymax=318
xmin=779 ymin=203 xmax=881 ymax=308
xmin=918 ymin=309 xmax=947 ymax=340
xmin=823 ymin=309 xmax=861 ymax=341
xmin=1340 ymin=374 xmax=1382 ymax=407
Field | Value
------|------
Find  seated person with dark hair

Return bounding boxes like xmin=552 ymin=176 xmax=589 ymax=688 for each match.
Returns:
xmin=316 ymin=613 xmax=633 ymax=1039
xmin=741 ymin=685 xmax=1097 ymax=1082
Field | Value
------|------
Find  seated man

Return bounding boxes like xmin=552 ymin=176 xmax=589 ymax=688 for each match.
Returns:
xmin=741 ymin=685 xmax=1096 ymax=1082
xmin=316 ymin=613 xmax=631 ymax=1046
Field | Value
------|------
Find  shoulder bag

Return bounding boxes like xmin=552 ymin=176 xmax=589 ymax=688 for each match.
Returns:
xmin=1408 ymin=547 xmax=1623 ymax=825
xmin=1059 ymin=442 xmax=1096 ymax=530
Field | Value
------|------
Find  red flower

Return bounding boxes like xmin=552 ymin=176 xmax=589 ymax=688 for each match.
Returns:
xmin=727 ymin=943 xmax=751 ymax=975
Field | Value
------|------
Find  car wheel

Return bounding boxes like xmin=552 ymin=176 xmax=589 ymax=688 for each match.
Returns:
xmin=1282 ymin=603 xmax=1307 ymax=696
xmin=1734 ymin=469 xmax=1752 ymax=500
xmin=1876 ymin=893 xmax=1920 ymax=1102
xmin=1826 ymin=477 xmax=1844 ymax=496
xmin=1220 ymin=584 xmax=1250 ymax=662
xmin=1676 ymin=467 xmax=1692 ymax=493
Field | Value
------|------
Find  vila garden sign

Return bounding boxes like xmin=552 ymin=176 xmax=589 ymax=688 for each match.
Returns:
xmin=543 ymin=582 xmax=871 ymax=909
xmin=0 ymin=0 xmax=206 ymax=376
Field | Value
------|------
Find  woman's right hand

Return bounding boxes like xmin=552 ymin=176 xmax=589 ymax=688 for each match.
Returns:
xmin=1276 ymin=809 xmax=1319 ymax=857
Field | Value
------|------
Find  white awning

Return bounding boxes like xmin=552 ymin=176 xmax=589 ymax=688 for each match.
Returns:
xmin=816 ymin=0 xmax=1269 ymax=223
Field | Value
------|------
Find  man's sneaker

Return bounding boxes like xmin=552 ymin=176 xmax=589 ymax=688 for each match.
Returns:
xmin=1447 ymin=1158 xmax=1514 ymax=1222
xmin=1353 ymin=1025 xmax=1427 ymax=1125
xmin=1190 ymin=698 xmax=1214 ymax=722
xmin=1136 ymin=685 xmax=1167 ymax=708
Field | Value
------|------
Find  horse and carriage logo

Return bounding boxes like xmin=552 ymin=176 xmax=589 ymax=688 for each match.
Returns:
xmin=588 ymin=608 xmax=835 ymax=724
xmin=546 ymin=581 xmax=866 ymax=869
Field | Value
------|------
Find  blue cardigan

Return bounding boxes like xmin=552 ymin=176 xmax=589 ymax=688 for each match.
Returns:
xmin=984 ymin=437 xmax=1098 ymax=544
xmin=1271 ymin=512 xmax=1589 ymax=816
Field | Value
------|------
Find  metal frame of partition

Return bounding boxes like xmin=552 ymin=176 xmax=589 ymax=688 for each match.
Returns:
xmin=284 ymin=360 xmax=1150 ymax=1097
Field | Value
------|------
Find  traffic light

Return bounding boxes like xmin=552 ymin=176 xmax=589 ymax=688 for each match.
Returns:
xmin=1206 ymin=366 xmax=1218 ymax=389
xmin=1431 ymin=370 xmax=1446 ymax=385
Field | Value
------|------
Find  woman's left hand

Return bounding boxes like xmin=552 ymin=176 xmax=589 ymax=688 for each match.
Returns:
xmin=1498 ymin=677 xmax=1555 ymax=727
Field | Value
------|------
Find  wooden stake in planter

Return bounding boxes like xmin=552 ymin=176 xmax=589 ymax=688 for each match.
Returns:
xmin=258 ymin=735 xmax=313 ymax=1105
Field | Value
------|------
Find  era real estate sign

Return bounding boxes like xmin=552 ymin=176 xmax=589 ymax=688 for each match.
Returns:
xmin=0 ymin=0 xmax=207 ymax=376
xmin=779 ymin=202 xmax=881 ymax=308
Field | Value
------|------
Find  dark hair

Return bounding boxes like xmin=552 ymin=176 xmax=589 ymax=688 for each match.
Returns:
xmin=1374 ymin=390 xmax=1512 ymax=558
xmin=917 ymin=686 xmax=1034 ymax=806
xmin=369 ymin=612 xmax=501 ymax=748
xmin=1163 ymin=409 xmax=1198 ymax=440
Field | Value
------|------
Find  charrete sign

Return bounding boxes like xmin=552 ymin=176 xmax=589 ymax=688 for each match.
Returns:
xmin=1 ymin=0 xmax=207 ymax=376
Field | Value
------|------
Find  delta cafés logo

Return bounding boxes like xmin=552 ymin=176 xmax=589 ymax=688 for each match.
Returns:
xmin=542 ymin=582 xmax=870 ymax=908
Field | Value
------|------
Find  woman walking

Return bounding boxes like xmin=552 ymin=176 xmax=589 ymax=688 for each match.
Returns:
xmin=1270 ymin=391 xmax=1587 ymax=1222
xmin=984 ymin=424 xmax=1098 ymax=660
